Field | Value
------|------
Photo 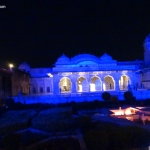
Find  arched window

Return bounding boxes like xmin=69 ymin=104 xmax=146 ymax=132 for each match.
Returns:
xmin=90 ymin=76 xmax=102 ymax=91
xmin=59 ymin=77 xmax=72 ymax=93
xmin=119 ymin=75 xmax=131 ymax=90
xmin=77 ymin=77 xmax=88 ymax=92
xmin=104 ymin=76 xmax=115 ymax=90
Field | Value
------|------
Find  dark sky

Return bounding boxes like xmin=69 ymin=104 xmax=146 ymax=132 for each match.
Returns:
xmin=0 ymin=0 xmax=150 ymax=68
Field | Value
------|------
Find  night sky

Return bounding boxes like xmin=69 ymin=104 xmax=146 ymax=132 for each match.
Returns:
xmin=0 ymin=1 xmax=150 ymax=68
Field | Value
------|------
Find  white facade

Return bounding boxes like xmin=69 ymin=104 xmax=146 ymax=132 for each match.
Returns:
xmin=17 ymin=34 xmax=150 ymax=103
xmin=27 ymin=53 xmax=143 ymax=95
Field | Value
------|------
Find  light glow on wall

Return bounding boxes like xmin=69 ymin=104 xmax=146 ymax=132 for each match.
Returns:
xmin=78 ymin=85 xmax=82 ymax=92
xmin=90 ymin=83 xmax=95 ymax=91
xmin=63 ymin=77 xmax=67 ymax=86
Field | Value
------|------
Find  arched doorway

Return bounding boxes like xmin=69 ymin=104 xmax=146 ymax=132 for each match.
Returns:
xmin=77 ymin=77 xmax=88 ymax=92
xmin=119 ymin=75 xmax=131 ymax=90
xmin=59 ymin=77 xmax=72 ymax=93
xmin=90 ymin=76 xmax=102 ymax=91
xmin=104 ymin=76 xmax=115 ymax=90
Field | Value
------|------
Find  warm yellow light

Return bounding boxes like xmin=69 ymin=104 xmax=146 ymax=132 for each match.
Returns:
xmin=115 ymin=111 xmax=124 ymax=115
xmin=125 ymin=109 xmax=132 ymax=115
xmin=9 ymin=64 xmax=13 ymax=68
xmin=79 ymin=85 xmax=82 ymax=92
xmin=47 ymin=73 xmax=53 ymax=77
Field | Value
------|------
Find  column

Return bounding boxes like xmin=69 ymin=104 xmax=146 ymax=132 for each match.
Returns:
xmin=71 ymin=75 xmax=77 ymax=93
xmin=72 ymin=80 xmax=76 ymax=93
xmin=114 ymin=76 xmax=120 ymax=91
xmin=101 ymin=78 xmax=104 ymax=91
xmin=53 ymin=75 xmax=59 ymax=95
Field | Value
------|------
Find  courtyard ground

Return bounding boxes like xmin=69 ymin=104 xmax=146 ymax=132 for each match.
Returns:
xmin=0 ymin=103 xmax=150 ymax=149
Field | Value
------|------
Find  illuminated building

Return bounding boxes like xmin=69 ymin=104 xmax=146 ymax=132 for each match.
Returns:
xmin=16 ymin=34 xmax=150 ymax=103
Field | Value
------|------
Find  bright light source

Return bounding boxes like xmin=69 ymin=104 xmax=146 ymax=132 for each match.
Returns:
xmin=47 ymin=73 xmax=53 ymax=78
xmin=115 ymin=111 xmax=124 ymax=115
xmin=9 ymin=64 xmax=13 ymax=71
xmin=125 ymin=109 xmax=132 ymax=115
xmin=9 ymin=64 xmax=13 ymax=68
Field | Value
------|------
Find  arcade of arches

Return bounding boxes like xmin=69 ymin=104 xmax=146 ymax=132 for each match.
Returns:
xmin=59 ymin=75 xmax=131 ymax=93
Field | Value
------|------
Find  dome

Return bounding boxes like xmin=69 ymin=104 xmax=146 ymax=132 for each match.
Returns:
xmin=71 ymin=54 xmax=99 ymax=63
xmin=100 ymin=53 xmax=113 ymax=61
xmin=55 ymin=54 xmax=70 ymax=64
xmin=18 ymin=62 xmax=30 ymax=72
xmin=144 ymin=34 xmax=150 ymax=43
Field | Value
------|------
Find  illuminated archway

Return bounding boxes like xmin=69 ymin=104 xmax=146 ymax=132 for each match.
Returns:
xmin=59 ymin=77 xmax=72 ymax=93
xmin=90 ymin=76 xmax=102 ymax=91
xmin=119 ymin=75 xmax=131 ymax=90
xmin=77 ymin=77 xmax=88 ymax=92
xmin=104 ymin=76 xmax=115 ymax=90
